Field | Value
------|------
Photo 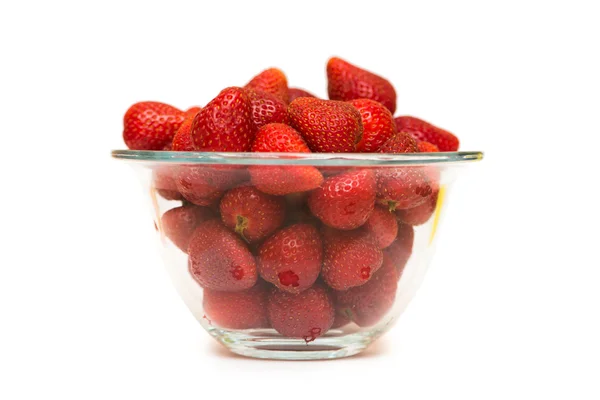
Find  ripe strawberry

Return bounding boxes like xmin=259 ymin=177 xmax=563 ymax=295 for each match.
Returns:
xmin=288 ymin=97 xmax=363 ymax=153
xmin=245 ymin=68 xmax=289 ymax=103
xmin=191 ymin=87 xmax=254 ymax=152
xmin=288 ymin=87 xmax=316 ymax=102
xmin=395 ymin=116 xmax=459 ymax=151
xmin=327 ymin=57 xmax=397 ymax=114
xmin=384 ymin=223 xmax=414 ymax=279
xmin=376 ymin=167 xmax=433 ymax=211
xmin=161 ymin=204 xmax=214 ymax=252
xmin=322 ymin=228 xmax=383 ymax=290
xmin=123 ymin=101 xmax=186 ymax=150
xmin=362 ymin=205 xmax=398 ymax=248
xmin=251 ymin=123 xmax=311 ymax=153
xmin=176 ymin=166 xmax=246 ymax=206
xmin=417 ymin=140 xmax=439 ymax=153
xmin=249 ymin=123 xmax=323 ymax=195
xmin=245 ymin=88 xmax=288 ymax=132
xmin=203 ymin=280 xmax=270 ymax=329
xmin=185 ymin=106 xmax=202 ymax=117
xmin=379 ymin=132 xmax=419 ymax=154
xmin=348 ymin=99 xmax=397 ymax=152
xmin=153 ymin=167 xmax=183 ymax=200
xmin=257 ymin=224 xmax=323 ymax=294
xmin=331 ymin=311 xmax=351 ymax=329
xmin=267 ymin=283 xmax=334 ymax=342
xmin=308 ymin=169 xmax=376 ymax=230
xmin=333 ymin=255 xmax=398 ymax=327
xmin=188 ymin=219 xmax=257 ymax=291
xmin=171 ymin=113 xmax=196 ymax=151
xmin=219 ymin=186 xmax=286 ymax=243
xmin=396 ymin=190 xmax=439 ymax=226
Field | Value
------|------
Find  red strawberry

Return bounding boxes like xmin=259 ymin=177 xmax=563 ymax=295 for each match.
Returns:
xmin=249 ymin=123 xmax=323 ymax=195
xmin=288 ymin=97 xmax=363 ymax=153
xmin=219 ymin=186 xmax=286 ymax=243
xmin=245 ymin=88 xmax=288 ymax=132
xmin=379 ymin=132 xmax=419 ymax=154
xmin=385 ymin=223 xmax=414 ymax=279
xmin=171 ymin=114 xmax=196 ymax=151
xmin=245 ymin=68 xmax=289 ymax=103
xmin=333 ymin=255 xmax=398 ymax=327
xmin=188 ymin=219 xmax=257 ymax=291
xmin=185 ymin=106 xmax=202 ymax=116
xmin=123 ymin=101 xmax=186 ymax=150
xmin=308 ymin=169 xmax=376 ymax=230
xmin=191 ymin=87 xmax=254 ymax=152
xmin=288 ymin=87 xmax=316 ymax=102
xmin=175 ymin=166 xmax=246 ymax=206
xmin=327 ymin=57 xmax=397 ymax=114
xmin=396 ymin=190 xmax=439 ymax=226
xmin=251 ymin=123 xmax=310 ymax=153
xmin=161 ymin=204 xmax=214 ymax=252
xmin=417 ymin=140 xmax=440 ymax=153
xmin=322 ymin=228 xmax=383 ymax=290
xmin=203 ymin=281 xmax=270 ymax=329
xmin=395 ymin=116 xmax=459 ymax=151
xmin=331 ymin=311 xmax=352 ymax=329
xmin=257 ymin=224 xmax=323 ymax=294
xmin=348 ymin=99 xmax=397 ymax=152
xmin=153 ymin=167 xmax=183 ymax=201
xmin=267 ymin=283 xmax=334 ymax=342
xmin=362 ymin=205 xmax=398 ymax=248
xmin=376 ymin=167 xmax=433 ymax=211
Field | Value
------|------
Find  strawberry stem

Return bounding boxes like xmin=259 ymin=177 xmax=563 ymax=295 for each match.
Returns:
xmin=235 ymin=215 xmax=249 ymax=242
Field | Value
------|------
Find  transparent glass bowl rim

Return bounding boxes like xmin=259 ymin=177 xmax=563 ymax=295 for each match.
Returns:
xmin=111 ymin=150 xmax=484 ymax=166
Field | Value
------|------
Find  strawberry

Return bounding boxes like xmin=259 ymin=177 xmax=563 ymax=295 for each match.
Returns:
xmin=331 ymin=311 xmax=351 ymax=329
xmin=245 ymin=68 xmax=289 ymax=103
xmin=417 ymin=140 xmax=440 ymax=153
xmin=308 ymin=169 xmax=376 ymax=230
xmin=376 ymin=167 xmax=433 ymax=211
xmin=267 ymin=283 xmax=334 ymax=342
xmin=288 ymin=87 xmax=316 ymax=102
xmin=245 ymin=88 xmax=288 ymax=132
xmin=161 ymin=204 xmax=214 ymax=252
xmin=203 ymin=280 xmax=270 ymax=329
xmin=219 ymin=185 xmax=286 ymax=243
xmin=322 ymin=228 xmax=383 ymax=290
xmin=185 ymin=106 xmax=202 ymax=116
xmin=327 ymin=57 xmax=397 ymax=114
xmin=379 ymin=132 xmax=419 ymax=154
xmin=288 ymin=97 xmax=363 ymax=153
xmin=188 ymin=219 xmax=257 ymax=291
xmin=362 ymin=205 xmax=398 ymax=248
xmin=251 ymin=123 xmax=311 ymax=153
xmin=175 ymin=166 xmax=246 ymax=206
xmin=333 ymin=255 xmax=398 ymax=327
xmin=249 ymin=123 xmax=323 ymax=195
xmin=191 ymin=87 xmax=254 ymax=152
xmin=348 ymin=99 xmax=397 ymax=152
xmin=395 ymin=116 xmax=459 ymax=151
xmin=153 ymin=167 xmax=183 ymax=201
xmin=257 ymin=224 xmax=323 ymax=294
xmin=396 ymin=190 xmax=439 ymax=226
xmin=123 ymin=101 xmax=186 ymax=150
xmin=171 ymin=113 xmax=196 ymax=151
xmin=384 ymin=223 xmax=414 ymax=279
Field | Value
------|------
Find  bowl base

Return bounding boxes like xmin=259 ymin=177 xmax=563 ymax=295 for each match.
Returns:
xmin=207 ymin=327 xmax=379 ymax=360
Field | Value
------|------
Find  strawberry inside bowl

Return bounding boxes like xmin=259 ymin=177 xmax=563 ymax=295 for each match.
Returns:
xmin=111 ymin=150 xmax=482 ymax=360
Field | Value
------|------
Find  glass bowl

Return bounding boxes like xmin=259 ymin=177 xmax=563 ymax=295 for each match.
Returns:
xmin=112 ymin=150 xmax=483 ymax=360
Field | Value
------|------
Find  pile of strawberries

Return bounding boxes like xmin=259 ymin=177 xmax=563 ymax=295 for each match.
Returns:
xmin=123 ymin=57 xmax=460 ymax=342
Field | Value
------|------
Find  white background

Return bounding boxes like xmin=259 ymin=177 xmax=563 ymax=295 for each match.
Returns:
xmin=1 ymin=1 xmax=599 ymax=399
